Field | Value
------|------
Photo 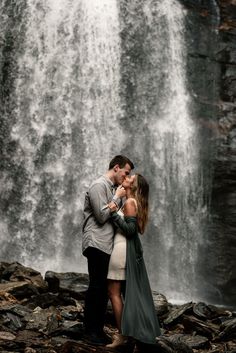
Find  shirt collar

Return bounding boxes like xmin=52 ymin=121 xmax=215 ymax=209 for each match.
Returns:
xmin=103 ymin=175 xmax=116 ymax=190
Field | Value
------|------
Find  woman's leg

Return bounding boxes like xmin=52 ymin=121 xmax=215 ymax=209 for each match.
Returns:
xmin=107 ymin=279 xmax=128 ymax=348
xmin=108 ymin=279 xmax=124 ymax=332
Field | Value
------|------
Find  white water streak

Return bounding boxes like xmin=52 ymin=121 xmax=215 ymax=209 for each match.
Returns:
xmin=145 ymin=0 xmax=204 ymax=301
xmin=10 ymin=0 xmax=124 ymax=272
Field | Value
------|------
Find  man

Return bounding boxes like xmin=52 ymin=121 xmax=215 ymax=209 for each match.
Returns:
xmin=82 ymin=155 xmax=134 ymax=345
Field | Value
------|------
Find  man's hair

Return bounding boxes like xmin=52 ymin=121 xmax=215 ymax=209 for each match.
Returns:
xmin=109 ymin=155 xmax=134 ymax=170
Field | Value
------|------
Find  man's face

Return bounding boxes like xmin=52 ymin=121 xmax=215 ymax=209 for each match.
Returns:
xmin=114 ymin=163 xmax=132 ymax=185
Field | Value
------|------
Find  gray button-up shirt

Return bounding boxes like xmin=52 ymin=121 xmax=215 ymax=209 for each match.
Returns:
xmin=82 ymin=175 xmax=115 ymax=255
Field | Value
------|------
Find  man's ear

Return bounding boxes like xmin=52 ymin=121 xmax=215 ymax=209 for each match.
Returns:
xmin=113 ymin=164 xmax=119 ymax=173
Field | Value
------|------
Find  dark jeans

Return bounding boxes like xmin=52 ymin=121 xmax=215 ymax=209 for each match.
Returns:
xmin=84 ymin=247 xmax=110 ymax=333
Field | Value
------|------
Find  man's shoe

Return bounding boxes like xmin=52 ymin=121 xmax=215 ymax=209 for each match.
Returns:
xmin=98 ymin=330 xmax=112 ymax=344
xmin=83 ymin=331 xmax=111 ymax=346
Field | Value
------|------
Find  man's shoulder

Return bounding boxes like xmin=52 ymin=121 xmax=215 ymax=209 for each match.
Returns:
xmin=89 ymin=175 xmax=109 ymax=189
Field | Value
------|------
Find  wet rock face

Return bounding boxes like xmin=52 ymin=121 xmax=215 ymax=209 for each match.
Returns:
xmin=178 ymin=0 xmax=236 ymax=306
xmin=211 ymin=0 xmax=236 ymax=306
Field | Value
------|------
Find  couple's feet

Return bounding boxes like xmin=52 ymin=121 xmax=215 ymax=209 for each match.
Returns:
xmin=83 ymin=329 xmax=128 ymax=348
xmin=106 ymin=333 xmax=128 ymax=348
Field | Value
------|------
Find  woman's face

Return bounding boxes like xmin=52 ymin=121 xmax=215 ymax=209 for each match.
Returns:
xmin=122 ymin=175 xmax=135 ymax=189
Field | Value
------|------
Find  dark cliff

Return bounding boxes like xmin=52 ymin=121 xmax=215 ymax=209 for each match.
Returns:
xmin=180 ymin=0 xmax=236 ymax=305
xmin=211 ymin=0 xmax=236 ymax=305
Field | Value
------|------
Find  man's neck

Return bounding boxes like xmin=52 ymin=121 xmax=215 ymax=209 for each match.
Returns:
xmin=105 ymin=170 xmax=116 ymax=185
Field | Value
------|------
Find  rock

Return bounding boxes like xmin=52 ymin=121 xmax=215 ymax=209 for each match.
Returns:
xmin=0 ymin=331 xmax=16 ymax=340
xmin=166 ymin=333 xmax=209 ymax=349
xmin=60 ymin=305 xmax=83 ymax=321
xmin=24 ymin=306 xmax=61 ymax=332
xmin=0 ymin=303 xmax=32 ymax=318
xmin=0 ymin=263 xmax=234 ymax=353
xmin=21 ymin=292 xmax=77 ymax=310
xmin=0 ymin=291 xmax=17 ymax=305
xmin=156 ymin=336 xmax=193 ymax=353
xmin=15 ymin=329 xmax=56 ymax=352
xmin=0 ymin=336 xmax=25 ymax=351
xmin=193 ymin=302 xmax=220 ymax=320
xmin=3 ymin=312 xmax=24 ymax=331
xmin=51 ymin=321 xmax=84 ymax=338
xmin=0 ymin=281 xmax=39 ymax=299
xmin=1 ymin=262 xmax=48 ymax=292
xmin=207 ymin=0 xmax=236 ymax=307
xmin=163 ymin=302 xmax=193 ymax=325
xmin=44 ymin=271 xmax=60 ymax=293
xmin=219 ymin=317 xmax=236 ymax=340
xmin=153 ymin=292 xmax=169 ymax=316
xmin=44 ymin=271 xmax=89 ymax=299
xmin=0 ymin=304 xmax=30 ymax=336
xmin=182 ymin=314 xmax=220 ymax=338
xmin=58 ymin=340 xmax=122 ymax=353
xmin=24 ymin=348 xmax=37 ymax=353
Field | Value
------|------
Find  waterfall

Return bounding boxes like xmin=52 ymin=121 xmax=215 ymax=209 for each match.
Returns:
xmin=151 ymin=1 xmax=206 ymax=302
xmin=0 ymin=0 xmax=219 ymax=303
xmin=0 ymin=0 xmax=125 ymax=273
xmin=143 ymin=1 xmax=204 ymax=302
xmin=117 ymin=0 xmax=205 ymax=302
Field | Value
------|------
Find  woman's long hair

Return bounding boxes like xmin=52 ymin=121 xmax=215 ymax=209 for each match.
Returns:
xmin=132 ymin=174 xmax=149 ymax=234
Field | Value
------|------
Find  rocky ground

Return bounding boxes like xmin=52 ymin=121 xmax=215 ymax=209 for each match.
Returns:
xmin=0 ymin=262 xmax=235 ymax=353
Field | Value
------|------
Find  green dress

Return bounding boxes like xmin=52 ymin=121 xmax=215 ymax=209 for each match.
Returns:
xmin=111 ymin=213 xmax=161 ymax=344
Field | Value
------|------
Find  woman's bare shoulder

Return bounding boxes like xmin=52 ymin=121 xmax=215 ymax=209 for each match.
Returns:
xmin=123 ymin=198 xmax=137 ymax=216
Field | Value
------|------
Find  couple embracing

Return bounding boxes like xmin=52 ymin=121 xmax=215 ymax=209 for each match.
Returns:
xmin=82 ymin=155 xmax=161 ymax=348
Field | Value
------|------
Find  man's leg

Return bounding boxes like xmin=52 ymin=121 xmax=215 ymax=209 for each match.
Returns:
xmin=84 ymin=247 xmax=110 ymax=334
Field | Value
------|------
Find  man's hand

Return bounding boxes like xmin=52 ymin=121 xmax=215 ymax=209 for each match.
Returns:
xmin=107 ymin=201 xmax=118 ymax=212
xmin=114 ymin=185 xmax=126 ymax=198
xmin=101 ymin=185 xmax=126 ymax=212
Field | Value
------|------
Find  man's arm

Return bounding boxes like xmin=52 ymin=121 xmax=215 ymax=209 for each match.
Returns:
xmin=89 ymin=182 xmax=112 ymax=224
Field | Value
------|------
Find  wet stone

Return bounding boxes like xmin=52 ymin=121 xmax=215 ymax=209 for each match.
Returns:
xmin=163 ymin=302 xmax=193 ymax=325
xmin=44 ymin=271 xmax=89 ymax=300
xmin=193 ymin=302 xmax=220 ymax=320
xmin=219 ymin=317 xmax=236 ymax=340
xmin=153 ymin=292 xmax=169 ymax=316
xmin=0 ymin=304 xmax=32 ymax=317
xmin=166 ymin=333 xmax=210 ymax=349
xmin=182 ymin=315 xmax=220 ymax=338
xmin=4 ymin=312 xmax=24 ymax=330
xmin=0 ymin=331 xmax=16 ymax=340
xmin=0 ymin=261 xmax=235 ymax=353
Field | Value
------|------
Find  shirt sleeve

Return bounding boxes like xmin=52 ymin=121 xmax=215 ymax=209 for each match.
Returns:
xmin=110 ymin=213 xmax=138 ymax=238
xmin=89 ymin=182 xmax=111 ymax=224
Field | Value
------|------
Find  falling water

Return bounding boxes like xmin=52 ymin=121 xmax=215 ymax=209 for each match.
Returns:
xmin=0 ymin=0 xmax=125 ymax=273
xmin=140 ymin=0 xmax=205 ymax=302
xmin=0 ymin=0 xmax=220 ymax=303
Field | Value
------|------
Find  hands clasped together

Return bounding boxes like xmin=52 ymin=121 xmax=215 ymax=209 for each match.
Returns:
xmin=107 ymin=185 xmax=126 ymax=212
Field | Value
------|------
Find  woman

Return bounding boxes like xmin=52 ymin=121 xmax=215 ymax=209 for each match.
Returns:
xmin=106 ymin=174 xmax=161 ymax=348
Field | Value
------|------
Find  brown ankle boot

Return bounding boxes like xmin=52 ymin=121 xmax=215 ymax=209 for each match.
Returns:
xmin=106 ymin=333 xmax=127 ymax=348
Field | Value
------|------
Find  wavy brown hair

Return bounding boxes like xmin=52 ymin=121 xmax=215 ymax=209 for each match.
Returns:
xmin=132 ymin=174 xmax=149 ymax=234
